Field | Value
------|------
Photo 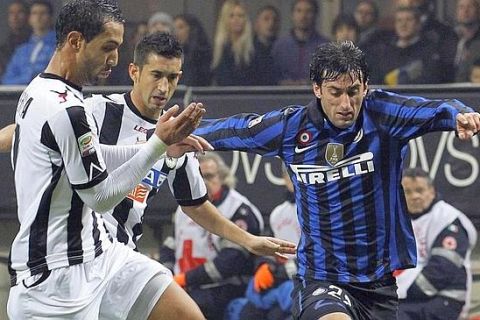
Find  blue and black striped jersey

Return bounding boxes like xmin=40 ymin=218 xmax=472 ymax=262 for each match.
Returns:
xmin=195 ymin=89 xmax=473 ymax=283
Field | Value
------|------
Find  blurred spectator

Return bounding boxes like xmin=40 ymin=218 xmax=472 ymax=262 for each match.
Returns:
xmin=211 ymin=0 xmax=256 ymax=86
xmin=397 ymin=168 xmax=477 ymax=320
xmin=469 ymin=57 xmax=480 ymax=83
xmin=160 ymin=152 xmax=264 ymax=320
xmin=272 ymin=0 xmax=328 ymax=85
xmin=0 ymin=1 xmax=31 ymax=79
xmin=380 ymin=7 xmax=442 ymax=85
xmin=107 ymin=21 xmax=148 ymax=85
xmin=2 ymin=0 xmax=54 ymax=85
xmin=454 ymin=0 xmax=480 ymax=82
xmin=227 ymin=169 xmax=300 ymax=320
xmin=148 ymin=11 xmax=174 ymax=34
xmin=252 ymin=5 xmax=281 ymax=85
xmin=354 ymin=0 xmax=393 ymax=48
xmin=395 ymin=0 xmax=458 ymax=83
xmin=174 ymin=14 xmax=212 ymax=86
xmin=332 ymin=14 xmax=360 ymax=43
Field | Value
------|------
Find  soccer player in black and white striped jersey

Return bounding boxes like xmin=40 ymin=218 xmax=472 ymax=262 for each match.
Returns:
xmin=6 ymin=4 xmax=296 ymax=318
xmin=85 ymin=33 xmax=294 ymax=269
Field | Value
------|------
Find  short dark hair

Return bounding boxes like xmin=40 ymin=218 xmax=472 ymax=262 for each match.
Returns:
xmin=133 ymin=32 xmax=183 ymax=68
xmin=55 ymin=0 xmax=125 ymax=48
xmin=356 ymin=1 xmax=379 ymax=23
xmin=30 ymin=0 xmax=53 ymax=15
xmin=256 ymin=5 xmax=280 ymax=19
xmin=395 ymin=6 xmax=422 ymax=21
xmin=309 ymin=41 xmax=369 ymax=85
xmin=332 ymin=14 xmax=360 ymax=36
xmin=292 ymin=0 xmax=318 ymax=16
xmin=402 ymin=167 xmax=433 ymax=185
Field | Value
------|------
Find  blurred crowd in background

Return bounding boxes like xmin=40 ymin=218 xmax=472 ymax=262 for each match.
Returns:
xmin=3 ymin=0 xmax=480 ymax=87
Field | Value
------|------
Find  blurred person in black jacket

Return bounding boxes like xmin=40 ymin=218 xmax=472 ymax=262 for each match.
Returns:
xmin=174 ymin=14 xmax=212 ymax=86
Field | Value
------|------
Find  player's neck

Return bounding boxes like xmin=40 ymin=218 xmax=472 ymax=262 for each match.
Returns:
xmin=44 ymin=50 xmax=83 ymax=87
xmin=129 ymin=91 xmax=159 ymax=121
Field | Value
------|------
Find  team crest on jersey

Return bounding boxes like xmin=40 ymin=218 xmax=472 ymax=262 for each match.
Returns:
xmin=50 ymin=89 xmax=68 ymax=103
xmin=296 ymin=130 xmax=313 ymax=146
xmin=77 ymin=132 xmax=95 ymax=157
xmin=248 ymin=115 xmax=265 ymax=128
xmin=325 ymin=143 xmax=344 ymax=166
xmin=127 ymin=184 xmax=149 ymax=203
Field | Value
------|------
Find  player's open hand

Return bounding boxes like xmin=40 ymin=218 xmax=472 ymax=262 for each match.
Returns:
xmin=245 ymin=236 xmax=296 ymax=259
xmin=456 ymin=112 xmax=480 ymax=140
xmin=155 ymin=103 xmax=205 ymax=145
xmin=167 ymin=134 xmax=213 ymax=157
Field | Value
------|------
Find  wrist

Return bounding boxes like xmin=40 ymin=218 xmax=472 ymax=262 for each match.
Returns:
xmin=147 ymin=134 xmax=167 ymax=158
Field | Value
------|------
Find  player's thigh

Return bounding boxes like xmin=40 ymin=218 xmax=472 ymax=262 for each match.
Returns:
xmin=7 ymin=266 xmax=104 ymax=320
xmin=100 ymin=242 xmax=173 ymax=319
xmin=291 ymin=279 xmax=354 ymax=320
xmin=147 ymin=281 xmax=205 ymax=320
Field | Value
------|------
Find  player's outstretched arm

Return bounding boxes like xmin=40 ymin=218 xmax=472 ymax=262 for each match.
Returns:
xmin=182 ymin=201 xmax=296 ymax=259
xmin=456 ymin=112 xmax=480 ymax=140
xmin=76 ymin=103 xmax=210 ymax=213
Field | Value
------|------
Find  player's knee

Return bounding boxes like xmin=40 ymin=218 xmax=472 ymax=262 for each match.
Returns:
xmin=148 ymin=282 xmax=205 ymax=320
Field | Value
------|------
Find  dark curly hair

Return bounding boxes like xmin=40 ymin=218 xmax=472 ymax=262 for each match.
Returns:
xmin=133 ymin=32 xmax=183 ymax=68
xmin=309 ymin=41 xmax=369 ymax=85
xmin=55 ymin=0 xmax=125 ymax=48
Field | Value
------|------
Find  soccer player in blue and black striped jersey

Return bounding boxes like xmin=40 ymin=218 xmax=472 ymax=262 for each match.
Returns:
xmin=195 ymin=41 xmax=480 ymax=320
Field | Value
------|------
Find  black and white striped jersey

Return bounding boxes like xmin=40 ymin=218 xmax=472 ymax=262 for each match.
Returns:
xmin=10 ymin=73 xmax=112 ymax=285
xmin=85 ymin=92 xmax=208 ymax=249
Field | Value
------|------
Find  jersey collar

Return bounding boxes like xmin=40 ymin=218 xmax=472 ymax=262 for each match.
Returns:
xmin=39 ymin=73 xmax=82 ymax=92
xmin=124 ymin=92 xmax=157 ymax=125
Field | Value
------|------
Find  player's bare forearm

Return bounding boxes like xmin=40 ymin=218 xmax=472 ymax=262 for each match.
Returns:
xmin=182 ymin=201 xmax=296 ymax=258
xmin=182 ymin=201 xmax=253 ymax=247
xmin=0 ymin=123 xmax=15 ymax=153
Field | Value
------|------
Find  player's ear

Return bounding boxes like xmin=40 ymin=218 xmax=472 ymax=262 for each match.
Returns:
xmin=363 ymin=81 xmax=369 ymax=97
xmin=128 ymin=63 xmax=139 ymax=83
xmin=67 ymin=31 xmax=84 ymax=51
xmin=312 ymin=82 xmax=322 ymax=99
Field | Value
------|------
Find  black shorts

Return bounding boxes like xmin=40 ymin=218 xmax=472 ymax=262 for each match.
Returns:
xmin=291 ymin=273 xmax=398 ymax=320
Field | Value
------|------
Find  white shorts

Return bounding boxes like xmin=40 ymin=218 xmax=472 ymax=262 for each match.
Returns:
xmin=7 ymin=241 xmax=172 ymax=320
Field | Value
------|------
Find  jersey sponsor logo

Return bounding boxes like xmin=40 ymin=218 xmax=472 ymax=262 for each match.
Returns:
xmin=248 ymin=115 xmax=265 ymax=128
xmin=295 ymin=144 xmax=317 ymax=154
xmin=325 ymin=143 xmax=344 ymax=166
xmin=142 ymin=168 xmax=167 ymax=189
xmin=353 ymin=128 xmax=364 ymax=143
xmin=127 ymin=184 xmax=149 ymax=203
xmin=134 ymin=125 xmax=148 ymax=134
xmin=290 ymin=152 xmax=375 ymax=185
xmin=77 ymin=132 xmax=95 ymax=157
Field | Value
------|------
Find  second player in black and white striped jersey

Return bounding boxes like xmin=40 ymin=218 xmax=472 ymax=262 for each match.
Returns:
xmin=85 ymin=92 xmax=208 ymax=249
